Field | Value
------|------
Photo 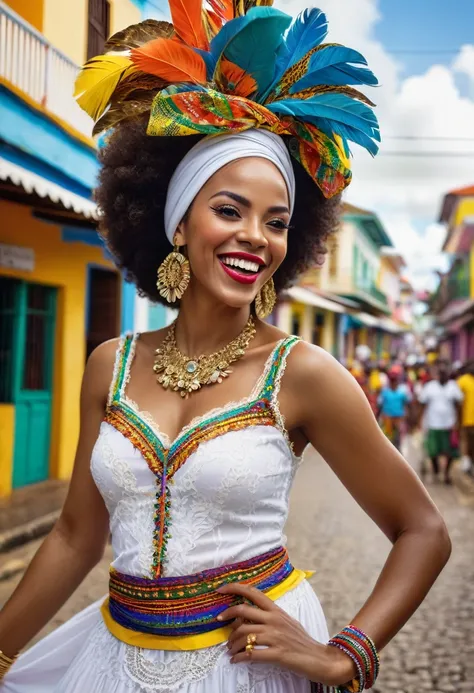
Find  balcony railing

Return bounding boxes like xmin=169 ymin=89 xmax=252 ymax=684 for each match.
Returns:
xmin=0 ymin=1 xmax=93 ymax=140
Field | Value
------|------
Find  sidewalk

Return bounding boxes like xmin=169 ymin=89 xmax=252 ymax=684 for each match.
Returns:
xmin=403 ymin=431 xmax=474 ymax=503
xmin=0 ymin=480 xmax=67 ymax=554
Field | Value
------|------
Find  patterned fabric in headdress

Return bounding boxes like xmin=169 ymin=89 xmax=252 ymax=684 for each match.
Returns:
xmin=74 ymin=0 xmax=380 ymax=198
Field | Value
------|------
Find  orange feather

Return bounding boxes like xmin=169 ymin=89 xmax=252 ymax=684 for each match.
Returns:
xmin=131 ymin=38 xmax=207 ymax=84
xmin=217 ymin=58 xmax=257 ymax=97
xmin=168 ymin=0 xmax=208 ymax=49
xmin=208 ymin=0 xmax=234 ymax=21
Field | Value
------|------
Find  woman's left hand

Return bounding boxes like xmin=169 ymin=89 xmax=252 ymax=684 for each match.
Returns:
xmin=216 ymin=583 xmax=355 ymax=687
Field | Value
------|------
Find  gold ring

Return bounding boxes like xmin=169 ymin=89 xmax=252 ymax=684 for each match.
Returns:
xmin=245 ymin=633 xmax=257 ymax=654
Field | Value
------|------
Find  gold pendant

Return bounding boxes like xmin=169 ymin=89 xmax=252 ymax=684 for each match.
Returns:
xmin=153 ymin=317 xmax=256 ymax=398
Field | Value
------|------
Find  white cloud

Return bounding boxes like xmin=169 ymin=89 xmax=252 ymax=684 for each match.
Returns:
xmin=276 ymin=0 xmax=474 ymax=278
xmin=453 ymin=44 xmax=474 ymax=83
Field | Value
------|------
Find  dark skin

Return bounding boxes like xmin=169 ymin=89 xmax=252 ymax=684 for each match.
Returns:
xmin=0 ymin=159 xmax=451 ymax=688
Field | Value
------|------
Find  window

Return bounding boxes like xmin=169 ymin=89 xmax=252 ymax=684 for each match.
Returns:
xmin=291 ymin=312 xmax=301 ymax=336
xmin=87 ymin=0 xmax=110 ymax=59
xmin=312 ymin=312 xmax=325 ymax=345
xmin=0 ymin=277 xmax=18 ymax=403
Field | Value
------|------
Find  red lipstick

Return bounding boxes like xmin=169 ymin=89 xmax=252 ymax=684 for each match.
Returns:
xmin=219 ymin=261 xmax=260 ymax=284
xmin=220 ymin=252 xmax=266 ymax=266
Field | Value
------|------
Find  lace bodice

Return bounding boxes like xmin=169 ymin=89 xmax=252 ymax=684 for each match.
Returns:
xmin=90 ymin=334 xmax=303 ymax=579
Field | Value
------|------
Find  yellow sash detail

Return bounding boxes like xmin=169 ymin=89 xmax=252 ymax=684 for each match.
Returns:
xmin=101 ymin=568 xmax=313 ymax=651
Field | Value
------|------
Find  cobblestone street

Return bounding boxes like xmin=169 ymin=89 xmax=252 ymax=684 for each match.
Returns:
xmin=1 ymin=446 xmax=473 ymax=692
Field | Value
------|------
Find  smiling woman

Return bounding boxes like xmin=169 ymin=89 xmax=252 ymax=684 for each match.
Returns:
xmin=95 ymin=118 xmax=340 ymax=308
xmin=0 ymin=3 xmax=452 ymax=693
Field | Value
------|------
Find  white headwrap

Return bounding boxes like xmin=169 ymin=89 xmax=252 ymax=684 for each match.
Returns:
xmin=164 ymin=129 xmax=296 ymax=244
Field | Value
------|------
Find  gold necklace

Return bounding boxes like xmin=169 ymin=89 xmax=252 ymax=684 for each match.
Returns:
xmin=153 ymin=316 xmax=256 ymax=398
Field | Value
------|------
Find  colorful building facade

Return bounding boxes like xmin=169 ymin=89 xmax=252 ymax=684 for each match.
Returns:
xmin=433 ymin=184 xmax=474 ymax=361
xmin=275 ymin=204 xmax=407 ymax=362
xmin=0 ymin=0 xmax=144 ymax=497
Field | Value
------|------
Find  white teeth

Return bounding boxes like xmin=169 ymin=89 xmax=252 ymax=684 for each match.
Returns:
xmin=221 ymin=256 xmax=260 ymax=273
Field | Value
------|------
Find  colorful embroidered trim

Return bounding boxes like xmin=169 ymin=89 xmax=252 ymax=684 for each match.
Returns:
xmin=109 ymin=333 xmax=135 ymax=405
xmin=167 ymin=400 xmax=276 ymax=476
xmin=108 ymin=546 xmax=293 ymax=637
xmin=261 ymin=335 xmax=300 ymax=397
xmin=105 ymin=335 xmax=300 ymax=577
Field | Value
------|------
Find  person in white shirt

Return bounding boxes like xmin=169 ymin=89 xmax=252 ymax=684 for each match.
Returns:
xmin=418 ymin=365 xmax=463 ymax=484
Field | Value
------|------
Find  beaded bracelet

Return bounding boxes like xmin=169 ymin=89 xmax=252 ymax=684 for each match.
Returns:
xmin=0 ymin=649 xmax=18 ymax=680
xmin=310 ymin=625 xmax=379 ymax=693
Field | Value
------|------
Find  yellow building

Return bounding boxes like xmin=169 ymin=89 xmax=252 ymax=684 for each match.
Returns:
xmin=0 ymin=0 xmax=142 ymax=498
xmin=275 ymin=204 xmax=405 ymax=361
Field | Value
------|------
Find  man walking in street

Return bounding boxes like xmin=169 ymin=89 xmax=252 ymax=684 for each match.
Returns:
xmin=419 ymin=365 xmax=463 ymax=484
xmin=378 ymin=372 xmax=412 ymax=450
xmin=457 ymin=361 xmax=474 ymax=475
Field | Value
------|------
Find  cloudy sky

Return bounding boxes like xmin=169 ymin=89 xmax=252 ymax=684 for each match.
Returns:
xmin=276 ymin=0 xmax=474 ymax=289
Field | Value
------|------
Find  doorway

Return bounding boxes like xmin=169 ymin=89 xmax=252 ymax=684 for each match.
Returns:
xmin=0 ymin=277 xmax=57 ymax=488
xmin=86 ymin=266 xmax=120 ymax=359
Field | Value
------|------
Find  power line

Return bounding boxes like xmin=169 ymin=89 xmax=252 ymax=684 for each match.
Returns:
xmin=387 ymin=49 xmax=460 ymax=55
xmin=378 ymin=151 xmax=474 ymax=157
xmin=385 ymin=135 xmax=474 ymax=142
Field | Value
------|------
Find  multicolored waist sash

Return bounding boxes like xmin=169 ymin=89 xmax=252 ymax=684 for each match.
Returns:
xmin=101 ymin=546 xmax=311 ymax=650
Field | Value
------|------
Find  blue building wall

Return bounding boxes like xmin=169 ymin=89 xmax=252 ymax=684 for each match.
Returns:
xmin=0 ymin=86 xmax=98 ymax=193
xmin=1 ymin=80 xmax=136 ymax=333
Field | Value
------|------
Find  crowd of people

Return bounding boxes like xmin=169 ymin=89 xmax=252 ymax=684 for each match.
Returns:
xmin=349 ymin=358 xmax=474 ymax=484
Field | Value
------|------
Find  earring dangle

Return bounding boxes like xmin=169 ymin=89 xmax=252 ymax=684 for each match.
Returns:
xmin=255 ymin=277 xmax=276 ymax=319
xmin=156 ymin=242 xmax=190 ymax=303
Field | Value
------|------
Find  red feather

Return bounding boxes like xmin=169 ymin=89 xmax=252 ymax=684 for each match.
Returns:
xmin=168 ymin=0 xmax=208 ymax=49
xmin=131 ymin=38 xmax=207 ymax=84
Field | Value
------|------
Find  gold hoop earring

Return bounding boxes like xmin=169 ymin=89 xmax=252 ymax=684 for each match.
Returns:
xmin=156 ymin=242 xmax=190 ymax=303
xmin=255 ymin=278 xmax=276 ymax=319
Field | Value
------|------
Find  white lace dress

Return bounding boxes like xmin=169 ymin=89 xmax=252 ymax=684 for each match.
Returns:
xmin=3 ymin=335 xmax=330 ymax=693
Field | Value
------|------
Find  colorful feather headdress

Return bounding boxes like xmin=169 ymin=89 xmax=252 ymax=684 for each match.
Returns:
xmin=74 ymin=0 xmax=380 ymax=198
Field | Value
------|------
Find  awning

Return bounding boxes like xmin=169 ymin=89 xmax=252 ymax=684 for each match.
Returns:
xmin=0 ymin=158 xmax=98 ymax=220
xmin=378 ymin=317 xmax=405 ymax=334
xmin=354 ymin=312 xmax=380 ymax=327
xmin=286 ymin=286 xmax=346 ymax=313
xmin=438 ymin=298 xmax=474 ymax=324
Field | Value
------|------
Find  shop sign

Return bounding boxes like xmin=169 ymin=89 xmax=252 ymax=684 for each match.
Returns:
xmin=0 ymin=244 xmax=35 ymax=271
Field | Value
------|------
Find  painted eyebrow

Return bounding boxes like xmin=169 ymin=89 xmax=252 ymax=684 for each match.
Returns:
xmin=210 ymin=190 xmax=290 ymax=215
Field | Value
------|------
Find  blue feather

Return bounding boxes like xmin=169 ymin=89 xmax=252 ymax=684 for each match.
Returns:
xmin=270 ymin=94 xmax=379 ymax=124
xmin=277 ymin=9 xmax=328 ymax=77
xmin=210 ymin=7 xmax=288 ymax=62
xmin=268 ymin=95 xmax=380 ymax=146
xmin=333 ymin=122 xmax=379 ymax=156
xmin=290 ymin=64 xmax=378 ymax=92
xmin=193 ymin=48 xmax=217 ymax=80
xmin=309 ymin=116 xmax=379 ymax=156
xmin=306 ymin=45 xmax=369 ymax=73
xmin=211 ymin=8 xmax=292 ymax=97
xmin=260 ymin=8 xmax=327 ymax=103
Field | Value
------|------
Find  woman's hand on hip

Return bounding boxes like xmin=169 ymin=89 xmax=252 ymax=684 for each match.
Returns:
xmin=216 ymin=583 xmax=356 ymax=687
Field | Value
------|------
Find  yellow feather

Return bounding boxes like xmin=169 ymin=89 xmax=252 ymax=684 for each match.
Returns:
xmin=74 ymin=55 xmax=137 ymax=121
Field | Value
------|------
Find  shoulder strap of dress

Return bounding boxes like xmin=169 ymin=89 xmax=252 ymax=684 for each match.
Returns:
xmin=107 ymin=333 xmax=137 ymax=407
xmin=259 ymin=335 xmax=301 ymax=403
